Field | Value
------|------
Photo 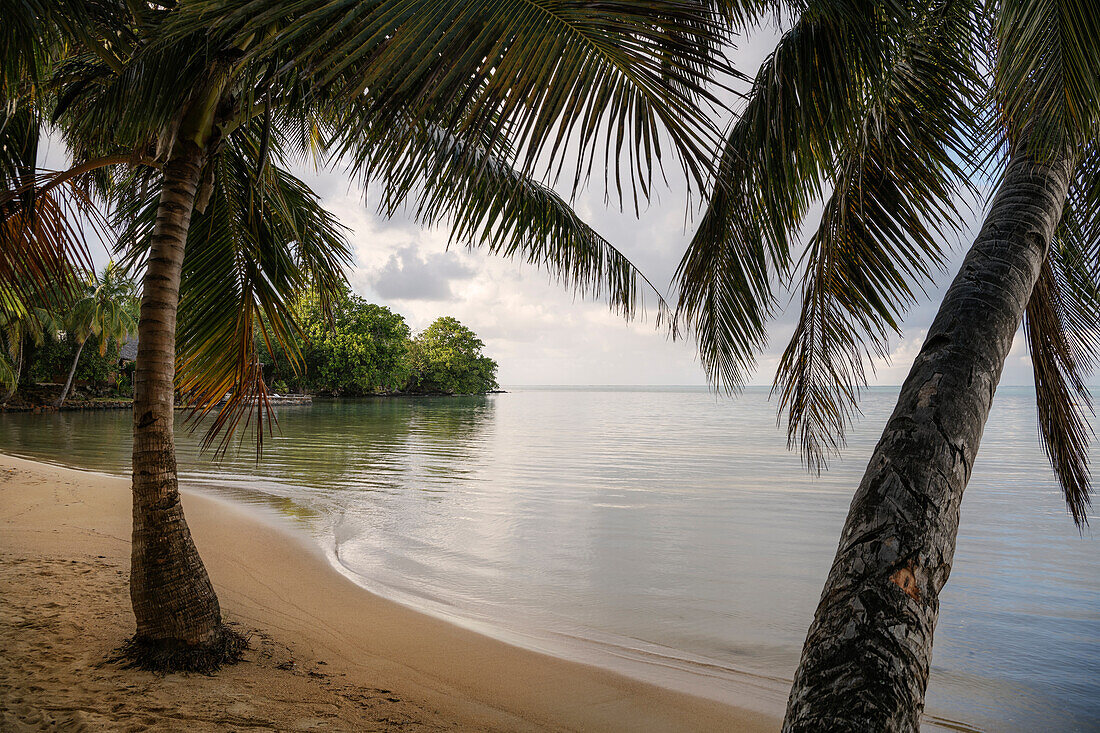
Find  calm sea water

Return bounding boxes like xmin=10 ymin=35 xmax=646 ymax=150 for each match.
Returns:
xmin=1 ymin=386 xmax=1096 ymax=731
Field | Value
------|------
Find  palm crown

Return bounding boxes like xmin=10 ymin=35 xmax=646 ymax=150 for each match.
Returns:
xmin=676 ymin=0 xmax=1100 ymax=522
xmin=67 ymin=261 xmax=138 ymax=354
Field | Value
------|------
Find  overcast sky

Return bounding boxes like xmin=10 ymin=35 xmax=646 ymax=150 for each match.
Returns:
xmin=51 ymin=22 xmax=1039 ymax=389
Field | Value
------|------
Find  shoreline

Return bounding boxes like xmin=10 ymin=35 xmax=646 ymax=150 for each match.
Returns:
xmin=0 ymin=453 xmax=780 ymax=731
xmin=0 ymin=391 xmax=506 ymax=412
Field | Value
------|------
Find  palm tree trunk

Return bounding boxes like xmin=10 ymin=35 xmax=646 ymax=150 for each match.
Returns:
xmin=127 ymin=139 xmax=241 ymax=670
xmin=783 ymin=144 xmax=1078 ymax=731
xmin=55 ymin=338 xmax=86 ymax=408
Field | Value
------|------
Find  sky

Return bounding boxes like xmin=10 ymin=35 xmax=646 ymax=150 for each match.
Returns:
xmin=47 ymin=22 xmax=1039 ymax=389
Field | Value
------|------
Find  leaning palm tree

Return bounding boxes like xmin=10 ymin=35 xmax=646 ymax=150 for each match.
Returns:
xmin=9 ymin=0 xmax=729 ymax=669
xmin=54 ymin=262 xmax=138 ymax=408
xmin=677 ymin=0 xmax=1099 ymax=729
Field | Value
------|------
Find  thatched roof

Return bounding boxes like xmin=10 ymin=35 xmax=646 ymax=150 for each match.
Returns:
xmin=118 ymin=335 xmax=139 ymax=362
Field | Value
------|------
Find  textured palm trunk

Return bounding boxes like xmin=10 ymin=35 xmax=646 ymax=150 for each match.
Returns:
xmin=55 ymin=338 xmax=86 ymax=407
xmin=783 ymin=145 xmax=1077 ymax=731
xmin=128 ymin=140 xmax=240 ymax=669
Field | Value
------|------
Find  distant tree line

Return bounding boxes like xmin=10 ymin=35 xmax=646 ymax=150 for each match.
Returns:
xmin=260 ymin=287 xmax=498 ymax=396
xmin=3 ymin=275 xmax=497 ymax=405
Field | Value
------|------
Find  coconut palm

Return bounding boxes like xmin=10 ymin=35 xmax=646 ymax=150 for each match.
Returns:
xmin=0 ymin=286 xmax=60 ymax=402
xmin=7 ymin=0 xmax=729 ymax=668
xmin=677 ymin=0 xmax=1099 ymax=728
xmin=54 ymin=262 xmax=138 ymax=408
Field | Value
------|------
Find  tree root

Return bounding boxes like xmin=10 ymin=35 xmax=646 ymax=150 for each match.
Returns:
xmin=115 ymin=624 xmax=248 ymax=674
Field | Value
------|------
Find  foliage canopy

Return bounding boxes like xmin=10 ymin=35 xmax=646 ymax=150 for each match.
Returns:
xmin=261 ymin=288 xmax=497 ymax=396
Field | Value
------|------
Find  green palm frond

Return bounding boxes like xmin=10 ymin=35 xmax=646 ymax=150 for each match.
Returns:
xmin=704 ymin=0 xmax=786 ymax=31
xmin=994 ymin=0 xmax=1100 ymax=153
xmin=118 ymin=127 xmax=351 ymax=456
xmin=676 ymin=0 xmax=904 ymax=391
xmin=65 ymin=261 xmax=139 ymax=349
xmin=174 ymin=0 xmax=730 ymax=205
xmin=1025 ymin=260 xmax=1094 ymax=528
xmin=53 ymin=41 xmax=211 ymax=159
xmin=1 ymin=0 xmax=104 ymax=97
xmin=0 ymin=285 xmax=28 ymax=392
xmin=775 ymin=0 xmax=981 ymax=469
xmin=341 ymin=110 xmax=669 ymax=322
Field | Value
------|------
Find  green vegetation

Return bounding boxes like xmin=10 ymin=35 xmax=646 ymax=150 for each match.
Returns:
xmin=25 ymin=333 xmax=120 ymax=387
xmin=263 ymin=288 xmax=497 ymax=396
xmin=4 ymin=276 xmax=497 ymax=404
xmin=54 ymin=262 xmax=138 ymax=407
xmin=0 ymin=288 xmax=60 ymax=402
xmin=0 ymin=264 xmax=138 ymax=407
xmin=6 ymin=0 xmax=1097 ymax=725
xmin=5 ymin=0 xmax=701 ymax=670
xmin=289 ymin=289 xmax=411 ymax=396
xmin=407 ymin=317 xmax=498 ymax=395
xmin=673 ymin=1 xmax=1100 ymax=727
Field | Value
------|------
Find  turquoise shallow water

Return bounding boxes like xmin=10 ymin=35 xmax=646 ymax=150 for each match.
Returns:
xmin=1 ymin=386 xmax=1097 ymax=731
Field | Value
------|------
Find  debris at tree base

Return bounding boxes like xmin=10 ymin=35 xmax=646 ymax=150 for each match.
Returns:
xmin=114 ymin=624 xmax=248 ymax=674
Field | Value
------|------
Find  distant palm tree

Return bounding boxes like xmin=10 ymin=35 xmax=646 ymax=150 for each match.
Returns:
xmin=677 ymin=1 xmax=1099 ymax=729
xmin=7 ymin=0 xmax=728 ymax=669
xmin=54 ymin=262 xmax=137 ymax=408
xmin=0 ymin=287 xmax=60 ymax=402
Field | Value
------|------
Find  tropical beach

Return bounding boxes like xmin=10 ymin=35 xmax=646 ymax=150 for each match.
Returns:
xmin=0 ymin=453 xmax=780 ymax=731
xmin=2 ymin=389 xmax=1096 ymax=731
xmin=4 ymin=1 xmax=1099 ymax=731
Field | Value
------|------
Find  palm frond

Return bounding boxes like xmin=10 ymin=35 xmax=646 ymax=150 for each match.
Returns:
xmin=1026 ymin=145 xmax=1100 ymax=526
xmin=994 ymin=0 xmax=1100 ymax=154
xmin=174 ymin=0 xmax=730 ymax=205
xmin=0 ymin=175 xmax=96 ymax=311
xmin=340 ymin=110 xmax=669 ymax=322
xmin=704 ymin=0 xmax=786 ymax=31
xmin=52 ymin=41 xmax=207 ymax=160
xmin=1025 ymin=260 xmax=1094 ymax=527
xmin=0 ymin=0 xmax=105 ymax=98
xmin=676 ymin=0 xmax=906 ymax=391
xmin=775 ymin=0 xmax=981 ymax=469
xmin=118 ymin=126 xmax=351 ymax=456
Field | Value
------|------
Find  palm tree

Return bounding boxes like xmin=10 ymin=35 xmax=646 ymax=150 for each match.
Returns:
xmin=8 ymin=0 xmax=729 ymax=669
xmin=677 ymin=0 xmax=1099 ymax=729
xmin=0 ymin=287 xmax=60 ymax=402
xmin=54 ymin=262 xmax=138 ymax=408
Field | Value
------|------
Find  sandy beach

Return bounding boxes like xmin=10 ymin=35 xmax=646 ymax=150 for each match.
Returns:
xmin=0 ymin=453 xmax=781 ymax=731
